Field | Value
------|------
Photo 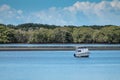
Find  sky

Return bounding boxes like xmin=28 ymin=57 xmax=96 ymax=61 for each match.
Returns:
xmin=0 ymin=0 xmax=120 ymax=26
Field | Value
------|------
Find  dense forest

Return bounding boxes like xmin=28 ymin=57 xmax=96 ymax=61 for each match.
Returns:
xmin=0 ymin=23 xmax=120 ymax=44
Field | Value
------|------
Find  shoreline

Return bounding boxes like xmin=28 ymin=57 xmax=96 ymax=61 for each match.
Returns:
xmin=0 ymin=46 xmax=120 ymax=51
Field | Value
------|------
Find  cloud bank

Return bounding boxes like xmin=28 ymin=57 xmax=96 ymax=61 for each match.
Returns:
xmin=0 ymin=0 xmax=120 ymax=25
xmin=0 ymin=4 xmax=23 ymax=24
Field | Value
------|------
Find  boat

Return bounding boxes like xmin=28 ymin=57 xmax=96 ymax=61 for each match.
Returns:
xmin=74 ymin=46 xmax=89 ymax=58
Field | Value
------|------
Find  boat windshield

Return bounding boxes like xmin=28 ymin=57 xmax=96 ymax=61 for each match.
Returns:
xmin=78 ymin=50 xmax=81 ymax=52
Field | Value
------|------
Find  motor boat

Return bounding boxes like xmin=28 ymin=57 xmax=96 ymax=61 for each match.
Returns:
xmin=74 ymin=46 xmax=89 ymax=58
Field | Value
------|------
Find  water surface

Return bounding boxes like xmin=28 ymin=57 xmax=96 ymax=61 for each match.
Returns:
xmin=0 ymin=43 xmax=120 ymax=47
xmin=0 ymin=50 xmax=120 ymax=80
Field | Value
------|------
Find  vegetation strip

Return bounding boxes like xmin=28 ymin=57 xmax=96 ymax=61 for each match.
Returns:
xmin=0 ymin=23 xmax=120 ymax=44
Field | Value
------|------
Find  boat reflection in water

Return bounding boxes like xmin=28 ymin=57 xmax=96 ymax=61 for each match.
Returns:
xmin=74 ymin=46 xmax=89 ymax=58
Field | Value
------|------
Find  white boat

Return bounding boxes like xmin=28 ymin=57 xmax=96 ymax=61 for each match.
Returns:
xmin=74 ymin=46 xmax=89 ymax=58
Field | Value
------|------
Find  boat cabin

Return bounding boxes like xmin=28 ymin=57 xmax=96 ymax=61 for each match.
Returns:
xmin=74 ymin=46 xmax=89 ymax=58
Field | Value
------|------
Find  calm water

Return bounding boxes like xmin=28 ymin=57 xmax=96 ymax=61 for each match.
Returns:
xmin=0 ymin=50 xmax=120 ymax=80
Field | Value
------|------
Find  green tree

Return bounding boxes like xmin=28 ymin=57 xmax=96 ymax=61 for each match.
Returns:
xmin=28 ymin=28 xmax=48 ymax=43
xmin=14 ymin=29 xmax=29 ymax=43
xmin=51 ymin=28 xmax=73 ymax=43
xmin=0 ymin=26 xmax=16 ymax=43
xmin=72 ymin=27 xmax=94 ymax=43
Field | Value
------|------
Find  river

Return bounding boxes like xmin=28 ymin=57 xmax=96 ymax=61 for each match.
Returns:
xmin=0 ymin=49 xmax=120 ymax=80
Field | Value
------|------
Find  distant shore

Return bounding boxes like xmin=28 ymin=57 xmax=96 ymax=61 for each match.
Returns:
xmin=0 ymin=46 xmax=120 ymax=51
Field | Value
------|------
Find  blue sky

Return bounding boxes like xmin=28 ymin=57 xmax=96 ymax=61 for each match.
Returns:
xmin=0 ymin=0 xmax=120 ymax=26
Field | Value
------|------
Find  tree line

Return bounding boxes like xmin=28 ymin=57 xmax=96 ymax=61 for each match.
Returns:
xmin=0 ymin=23 xmax=120 ymax=43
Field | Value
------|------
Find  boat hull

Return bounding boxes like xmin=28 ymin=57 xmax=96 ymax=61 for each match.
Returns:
xmin=74 ymin=52 xmax=89 ymax=58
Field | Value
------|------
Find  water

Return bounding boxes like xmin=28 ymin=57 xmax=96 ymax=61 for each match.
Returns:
xmin=0 ymin=50 xmax=120 ymax=80
xmin=0 ymin=43 xmax=120 ymax=47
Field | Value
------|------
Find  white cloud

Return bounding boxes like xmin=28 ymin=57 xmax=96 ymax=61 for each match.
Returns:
xmin=0 ymin=4 xmax=10 ymax=11
xmin=0 ymin=0 xmax=120 ymax=25
xmin=25 ymin=7 xmax=75 ymax=25
xmin=111 ymin=0 xmax=120 ymax=9
xmin=17 ymin=10 xmax=23 ymax=15
xmin=64 ymin=0 xmax=120 ymax=25
xmin=0 ymin=4 xmax=23 ymax=24
xmin=26 ymin=0 xmax=120 ymax=25
xmin=65 ymin=0 xmax=120 ymax=16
